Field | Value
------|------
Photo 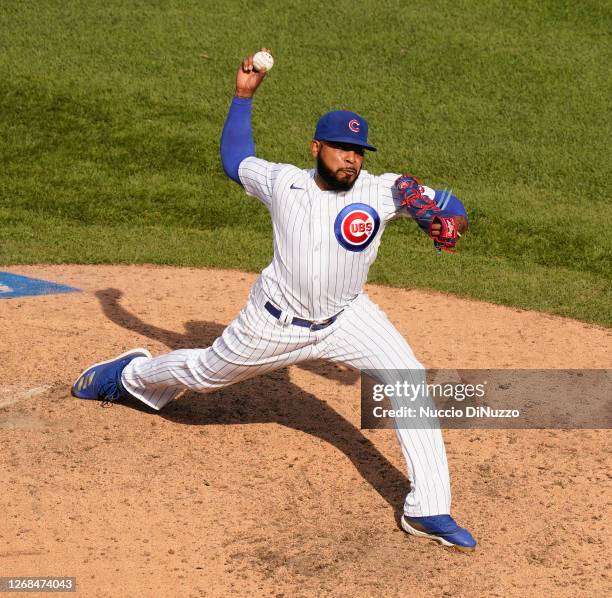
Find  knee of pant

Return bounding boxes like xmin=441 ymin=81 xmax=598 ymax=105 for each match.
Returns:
xmin=397 ymin=359 xmax=424 ymax=372
xmin=369 ymin=346 xmax=423 ymax=373
xmin=377 ymin=360 xmax=424 ymax=379
xmin=395 ymin=351 xmax=424 ymax=371
xmin=369 ymin=368 xmax=425 ymax=389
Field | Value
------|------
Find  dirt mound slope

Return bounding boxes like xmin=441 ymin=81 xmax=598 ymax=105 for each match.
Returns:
xmin=1 ymin=265 xmax=610 ymax=597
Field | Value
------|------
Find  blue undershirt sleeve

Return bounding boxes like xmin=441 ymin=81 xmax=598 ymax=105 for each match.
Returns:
xmin=220 ymin=96 xmax=256 ymax=184
xmin=434 ymin=189 xmax=469 ymax=223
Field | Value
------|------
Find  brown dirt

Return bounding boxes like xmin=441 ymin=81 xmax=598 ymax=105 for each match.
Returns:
xmin=0 ymin=264 xmax=610 ymax=598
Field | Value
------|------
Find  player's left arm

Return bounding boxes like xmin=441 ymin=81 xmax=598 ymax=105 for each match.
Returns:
xmin=382 ymin=174 xmax=468 ymax=252
xmin=430 ymin=189 xmax=468 ymax=239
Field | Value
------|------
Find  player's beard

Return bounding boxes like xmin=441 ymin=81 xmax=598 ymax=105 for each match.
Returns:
xmin=316 ymin=155 xmax=360 ymax=192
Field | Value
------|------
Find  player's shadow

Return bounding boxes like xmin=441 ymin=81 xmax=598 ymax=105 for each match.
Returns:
xmin=95 ymin=288 xmax=410 ymax=516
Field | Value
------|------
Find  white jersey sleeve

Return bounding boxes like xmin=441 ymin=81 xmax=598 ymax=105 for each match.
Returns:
xmin=378 ymin=172 xmax=436 ymax=222
xmin=238 ymin=156 xmax=287 ymax=209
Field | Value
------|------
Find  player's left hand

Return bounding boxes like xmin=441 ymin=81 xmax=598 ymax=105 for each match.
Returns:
xmin=430 ymin=216 xmax=467 ymax=238
xmin=395 ymin=174 xmax=467 ymax=253
xmin=429 ymin=215 xmax=466 ymax=252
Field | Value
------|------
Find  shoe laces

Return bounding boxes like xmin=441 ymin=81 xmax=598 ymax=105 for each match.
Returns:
xmin=99 ymin=379 xmax=121 ymax=407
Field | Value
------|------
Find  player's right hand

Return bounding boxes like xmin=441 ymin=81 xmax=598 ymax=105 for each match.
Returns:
xmin=235 ymin=50 xmax=269 ymax=99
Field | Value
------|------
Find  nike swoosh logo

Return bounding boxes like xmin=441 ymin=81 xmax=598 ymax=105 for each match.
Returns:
xmin=290 ymin=184 xmax=304 ymax=190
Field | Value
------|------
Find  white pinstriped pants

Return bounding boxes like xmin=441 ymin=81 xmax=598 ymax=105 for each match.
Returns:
xmin=122 ymin=280 xmax=451 ymax=516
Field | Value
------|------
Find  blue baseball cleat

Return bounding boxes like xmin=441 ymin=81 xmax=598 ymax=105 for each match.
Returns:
xmin=401 ymin=514 xmax=477 ymax=552
xmin=71 ymin=348 xmax=152 ymax=403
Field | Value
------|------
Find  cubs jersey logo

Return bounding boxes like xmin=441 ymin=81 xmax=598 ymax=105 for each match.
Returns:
xmin=334 ymin=203 xmax=381 ymax=252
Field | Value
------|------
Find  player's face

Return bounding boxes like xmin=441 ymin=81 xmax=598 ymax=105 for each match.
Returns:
xmin=311 ymin=140 xmax=365 ymax=191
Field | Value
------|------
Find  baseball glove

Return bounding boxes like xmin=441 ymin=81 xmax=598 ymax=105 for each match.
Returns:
xmin=394 ymin=174 xmax=460 ymax=252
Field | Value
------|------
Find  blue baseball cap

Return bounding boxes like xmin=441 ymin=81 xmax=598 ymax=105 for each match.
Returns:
xmin=313 ymin=110 xmax=377 ymax=152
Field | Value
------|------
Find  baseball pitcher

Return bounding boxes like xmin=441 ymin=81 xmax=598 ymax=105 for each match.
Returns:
xmin=72 ymin=51 xmax=475 ymax=551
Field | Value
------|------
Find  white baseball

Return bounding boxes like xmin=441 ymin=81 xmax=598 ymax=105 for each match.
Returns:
xmin=253 ymin=50 xmax=274 ymax=72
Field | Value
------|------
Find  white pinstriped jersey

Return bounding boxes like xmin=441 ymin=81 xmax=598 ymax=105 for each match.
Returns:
xmin=238 ymin=157 xmax=437 ymax=321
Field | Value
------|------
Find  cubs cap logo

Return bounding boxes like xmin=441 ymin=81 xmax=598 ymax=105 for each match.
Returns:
xmin=348 ymin=119 xmax=360 ymax=133
xmin=334 ymin=203 xmax=381 ymax=252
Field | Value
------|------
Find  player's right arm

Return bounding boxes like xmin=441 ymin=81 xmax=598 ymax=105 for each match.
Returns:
xmin=220 ymin=52 xmax=280 ymax=208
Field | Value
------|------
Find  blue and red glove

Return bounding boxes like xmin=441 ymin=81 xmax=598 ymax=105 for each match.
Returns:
xmin=394 ymin=174 xmax=460 ymax=252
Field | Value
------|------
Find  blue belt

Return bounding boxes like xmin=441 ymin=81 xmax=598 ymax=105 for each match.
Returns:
xmin=264 ymin=301 xmax=342 ymax=331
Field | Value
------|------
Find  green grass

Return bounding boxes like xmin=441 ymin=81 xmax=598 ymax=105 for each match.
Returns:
xmin=1 ymin=1 xmax=611 ymax=325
